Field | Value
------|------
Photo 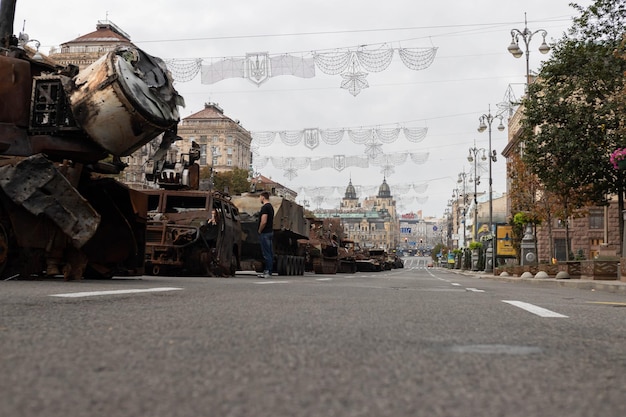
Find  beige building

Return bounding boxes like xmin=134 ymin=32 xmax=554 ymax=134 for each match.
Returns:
xmin=48 ymin=20 xmax=133 ymax=69
xmin=176 ymin=103 xmax=252 ymax=174
xmin=316 ymin=178 xmax=400 ymax=251
xmin=502 ymin=104 xmax=621 ymax=261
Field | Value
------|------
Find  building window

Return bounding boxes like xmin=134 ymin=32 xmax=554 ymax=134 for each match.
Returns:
xmin=227 ymin=136 xmax=234 ymax=144
xmin=227 ymin=159 xmax=232 ymax=166
xmin=589 ymin=209 xmax=603 ymax=230
xmin=212 ymin=136 xmax=218 ymax=143
xmin=198 ymin=144 xmax=206 ymax=165
xmin=554 ymin=238 xmax=569 ymax=261
xmin=227 ymin=147 xmax=233 ymax=155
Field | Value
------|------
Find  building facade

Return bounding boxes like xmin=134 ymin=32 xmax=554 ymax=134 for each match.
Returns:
xmin=315 ymin=178 xmax=400 ymax=251
xmin=48 ymin=20 xmax=133 ymax=69
xmin=503 ymin=104 xmax=622 ymax=262
xmin=176 ymin=103 xmax=252 ymax=174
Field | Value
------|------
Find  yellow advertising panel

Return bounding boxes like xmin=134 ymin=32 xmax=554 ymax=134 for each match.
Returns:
xmin=496 ymin=225 xmax=516 ymax=257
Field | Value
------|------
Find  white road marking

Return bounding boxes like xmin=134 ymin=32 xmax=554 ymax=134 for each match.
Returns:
xmin=502 ymin=300 xmax=568 ymax=318
xmin=466 ymin=288 xmax=485 ymax=293
xmin=316 ymin=278 xmax=333 ymax=281
xmin=253 ymin=281 xmax=289 ymax=285
xmin=50 ymin=287 xmax=183 ymax=298
xmin=451 ymin=283 xmax=461 ymax=286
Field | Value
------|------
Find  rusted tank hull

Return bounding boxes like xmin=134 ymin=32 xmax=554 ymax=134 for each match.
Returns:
xmin=0 ymin=156 xmax=147 ymax=279
xmin=67 ymin=46 xmax=182 ymax=156
xmin=232 ymin=194 xmax=308 ymax=276
xmin=143 ymin=189 xmax=241 ymax=277
xmin=0 ymin=35 xmax=183 ymax=280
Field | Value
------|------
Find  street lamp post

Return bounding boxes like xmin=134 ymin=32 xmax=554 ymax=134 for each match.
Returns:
xmin=209 ymin=146 xmax=221 ymax=191
xmin=467 ymin=146 xmax=486 ymax=242
xmin=457 ymin=171 xmax=469 ymax=247
xmin=507 ymin=13 xmax=550 ymax=88
xmin=478 ymin=106 xmax=504 ymax=272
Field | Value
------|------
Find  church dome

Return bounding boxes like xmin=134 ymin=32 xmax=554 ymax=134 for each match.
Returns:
xmin=377 ymin=178 xmax=392 ymax=198
xmin=344 ymin=179 xmax=358 ymax=199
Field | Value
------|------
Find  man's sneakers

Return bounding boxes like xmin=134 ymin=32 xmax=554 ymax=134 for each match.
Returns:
xmin=258 ymin=271 xmax=272 ymax=279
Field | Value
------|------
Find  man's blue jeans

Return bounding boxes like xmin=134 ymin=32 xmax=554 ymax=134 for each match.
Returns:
xmin=259 ymin=231 xmax=274 ymax=274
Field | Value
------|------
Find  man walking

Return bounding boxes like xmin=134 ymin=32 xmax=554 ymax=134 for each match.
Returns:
xmin=258 ymin=191 xmax=274 ymax=278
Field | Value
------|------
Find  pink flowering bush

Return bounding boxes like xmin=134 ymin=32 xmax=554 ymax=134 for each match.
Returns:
xmin=610 ymin=148 xmax=626 ymax=169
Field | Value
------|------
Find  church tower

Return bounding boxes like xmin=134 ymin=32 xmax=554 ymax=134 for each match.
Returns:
xmin=375 ymin=177 xmax=396 ymax=218
xmin=341 ymin=178 xmax=360 ymax=209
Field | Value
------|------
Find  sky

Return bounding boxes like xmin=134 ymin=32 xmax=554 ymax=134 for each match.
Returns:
xmin=12 ymin=0 xmax=593 ymax=217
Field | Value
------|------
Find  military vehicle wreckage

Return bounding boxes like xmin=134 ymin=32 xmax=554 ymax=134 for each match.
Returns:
xmin=0 ymin=1 xmax=184 ymax=279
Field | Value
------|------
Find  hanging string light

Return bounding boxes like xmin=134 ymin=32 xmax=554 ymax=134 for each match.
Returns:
xmin=165 ymin=45 xmax=437 ymax=96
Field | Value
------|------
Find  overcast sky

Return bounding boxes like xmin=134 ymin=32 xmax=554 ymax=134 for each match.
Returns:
xmin=13 ymin=0 xmax=593 ymax=217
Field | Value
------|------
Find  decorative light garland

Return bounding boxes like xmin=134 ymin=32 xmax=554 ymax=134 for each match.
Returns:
xmin=251 ymin=127 xmax=428 ymax=149
xmin=165 ymin=45 xmax=437 ymax=96
xmin=252 ymin=151 xmax=429 ymax=180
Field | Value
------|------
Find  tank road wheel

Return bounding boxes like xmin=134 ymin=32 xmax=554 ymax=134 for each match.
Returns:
xmin=284 ymin=256 xmax=290 ymax=276
xmin=295 ymin=256 xmax=303 ymax=275
xmin=229 ymin=253 xmax=238 ymax=277
xmin=0 ymin=209 xmax=21 ymax=279
xmin=0 ymin=222 xmax=10 ymax=278
xmin=277 ymin=255 xmax=286 ymax=276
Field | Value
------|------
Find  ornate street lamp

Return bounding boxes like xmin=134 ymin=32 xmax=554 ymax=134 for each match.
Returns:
xmin=508 ymin=13 xmax=550 ymax=87
xmin=209 ymin=146 xmax=221 ymax=191
xmin=467 ymin=146 xmax=487 ymax=242
xmin=478 ymin=106 xmax=504 ymax=272
xmin=457 ymin=171 xmax=469 ymax=247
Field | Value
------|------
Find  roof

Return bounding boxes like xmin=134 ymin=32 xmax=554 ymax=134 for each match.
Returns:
xmin=62 ymin=21 xmax=131 ymax=45
xmin=183 ymin=103 xmax=233 ymax=121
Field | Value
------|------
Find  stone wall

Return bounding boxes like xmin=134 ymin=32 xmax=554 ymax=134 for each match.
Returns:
xmin=534 ymin=200 xmax=621 ymax=262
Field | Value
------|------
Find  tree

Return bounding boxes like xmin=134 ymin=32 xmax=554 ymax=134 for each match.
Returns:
xmin=200 ymin=167 xmax=251 ymax=195
xmin=520 ymin=0 xmax=626 ymax=259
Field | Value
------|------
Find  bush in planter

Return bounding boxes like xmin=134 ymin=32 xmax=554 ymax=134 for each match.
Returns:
xmin=469 ymin=241 xmax=483 ymax=251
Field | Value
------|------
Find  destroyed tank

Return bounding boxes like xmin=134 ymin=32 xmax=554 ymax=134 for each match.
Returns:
xmin=143 ymin=189 xmax=242 ymax=277
xmin=302 ymin=217 xmax=339 ymax=274
xmin=0 ymin=4 xmax=184 ymax=279
xmin=231 ymin=193 xmax=308 ymax=275
xmin=301 ymin=217 xmax=357 ymax=274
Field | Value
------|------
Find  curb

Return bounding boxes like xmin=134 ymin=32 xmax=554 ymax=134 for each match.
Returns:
xmin=448 ymin=270 xmax=626 ymax=294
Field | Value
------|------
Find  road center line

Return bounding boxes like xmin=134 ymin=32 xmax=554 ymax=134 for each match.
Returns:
xmin=50 ymin=287 xmax=183 ymax=298
xmin=502 ymin=300 xmax=568 ymax=318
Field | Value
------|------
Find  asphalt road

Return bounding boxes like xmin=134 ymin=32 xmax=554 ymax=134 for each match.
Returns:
xmin=2 ymin=256 xmax=626 ymax=417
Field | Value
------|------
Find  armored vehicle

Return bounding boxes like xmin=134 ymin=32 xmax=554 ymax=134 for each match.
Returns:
xmin=143 ymin=189 xmax=241 ymax=277
xmin=232 ymin=194 xmax=308 ymax=276
xmin=0 ymin=2 xmax=184 ymax=279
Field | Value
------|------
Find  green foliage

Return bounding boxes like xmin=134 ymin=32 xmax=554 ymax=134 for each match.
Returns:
xmin=468 ymin=241 xmax=482 ymax=250
xmin=512 ymin=211 xmax=540 ymax=226
xmin=521 ymin=0 xmax=626 ymax=214
xmin=200 ymin=167 xmax=251 ymax=195
xmin=431 ymin=243 xmax=446 ymax=261
xmin=573 ymin=248 xmax=586 ymax=261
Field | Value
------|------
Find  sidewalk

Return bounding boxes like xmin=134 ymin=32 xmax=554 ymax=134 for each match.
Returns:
xmin=449 ymin=269 xmax=626 ymax=294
